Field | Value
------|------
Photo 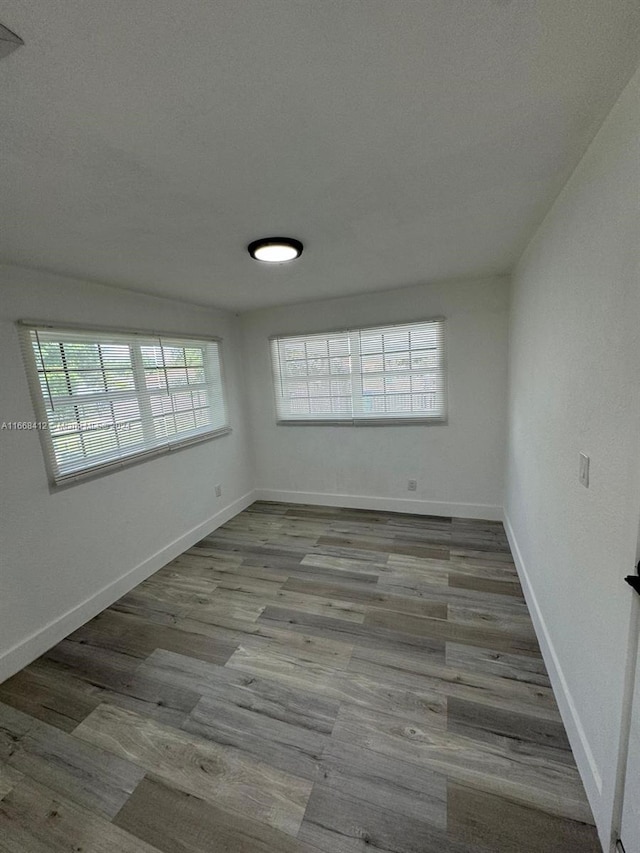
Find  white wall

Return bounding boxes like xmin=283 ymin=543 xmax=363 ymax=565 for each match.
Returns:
xmin=504 ymin=67 xmax=640 ymax=847
xmin=241 ymin=276 xmax=509 ymax=519
xmin=0 ymin=266 xmax=255 ymax=682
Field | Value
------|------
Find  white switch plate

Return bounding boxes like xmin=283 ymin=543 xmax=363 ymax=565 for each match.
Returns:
xmin=579 ymin=453 xmax=589 ymax=488
xmin=407 ymin=479 xmax=417 ymax=491
xmin=215 ymin=484 xmax=222 ymax=497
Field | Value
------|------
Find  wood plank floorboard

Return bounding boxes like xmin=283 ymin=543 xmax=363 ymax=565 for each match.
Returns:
xmin=258 ymin=605 xmax=449 ymax=659
xmin=34 ymin=642 xmax=202 ymax=728
xmin=113 ymin=776 xmax=322 ymax=853
xmin=449 ymin=573 xmax=525 ymax=598
xmin=0 ymin=764 xmax=23 ymax=800
xmin=74 ymin=703 xmax=312 ymax=836
xmin=226 ymin=645 xmax=448 ymax=726
xmin=0 ymin=701 xmax=145 ymax=818
xmin=298 ymin=784 xmax=475 ymax=853
xmin=0 ymin=667 xmax=98 ymax=733
xmin=0 ymin=775 xmax=160 ymax=853
xmin=447 ymin=782 xmax=602 ymax=853
xmin=183 ymin=697 xmax=329 ymax=781
xmin=331 ymin=703 xmax=593 ymax=824
xmin=0 ymin=501 xmax=600 ymax=851
xmin=447 ymin=696 xmax=573 ymax=758
xmin=64 ymin=609 xmax=238 ymax=665
xmin=317 ymin=738 xmax=448 ymax=828
xmin=347 ymin=646 xmax=561 ymax=721
xmin=281 ymin=575 xmax=450 ymax=617
xmin=445 ymin=642 xmax=552 ymax=688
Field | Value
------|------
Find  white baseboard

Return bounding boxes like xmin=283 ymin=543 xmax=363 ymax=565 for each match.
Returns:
xmin=503 ymin=511 xmax=603 ymax=819
xmin=0 ymin=490 xmax=256 ymax=685
xmin=254 ymin=488 xmax=502 ymax=521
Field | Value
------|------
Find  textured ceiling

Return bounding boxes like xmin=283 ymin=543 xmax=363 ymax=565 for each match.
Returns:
xmin=2 ymin=1 xmax=639 ymax=311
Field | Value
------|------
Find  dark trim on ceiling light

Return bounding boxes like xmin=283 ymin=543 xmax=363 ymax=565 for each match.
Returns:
xmin=248 ymin=237 xmax=303 ymax=262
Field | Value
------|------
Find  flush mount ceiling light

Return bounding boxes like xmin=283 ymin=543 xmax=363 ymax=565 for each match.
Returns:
xmin=248 ymin=237 xmax=303 ymax=263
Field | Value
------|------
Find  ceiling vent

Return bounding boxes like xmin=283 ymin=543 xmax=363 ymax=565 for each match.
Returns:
xmin=0 ymin=21 xmax=23 ymax=60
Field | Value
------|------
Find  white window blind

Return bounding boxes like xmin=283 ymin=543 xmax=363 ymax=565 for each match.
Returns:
xmin=270 ymin=318 xmax=446 ymax=424
xmin=19 ymin=324 xmax=230 ymax=485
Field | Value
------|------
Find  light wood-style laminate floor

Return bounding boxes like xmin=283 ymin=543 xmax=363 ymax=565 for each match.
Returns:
xmin=0 ymin=502 xmax=601 ymax=852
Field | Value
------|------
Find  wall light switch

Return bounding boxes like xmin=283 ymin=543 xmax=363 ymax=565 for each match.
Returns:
xmin=215 ymin=484 xmax=222 ymax=497
xmin=579 ymin=453 xmax=590 ymax=488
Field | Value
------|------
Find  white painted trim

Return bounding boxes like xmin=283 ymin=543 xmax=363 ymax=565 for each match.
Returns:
xmin=0 ymin=490 xmax=256 ymax=685
xmin=254 ymin=488 xmax=502 ymax=520
xmin=503 ymin=510 xmax=603 ymax=820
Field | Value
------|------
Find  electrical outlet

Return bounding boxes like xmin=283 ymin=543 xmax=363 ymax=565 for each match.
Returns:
xmin=407 ymin=479 xmax=417 ymax=491
xmin=579 ymin=453 xmax=589 ymax=488
xmin=215 ymin=484 xmax=222 ymax=497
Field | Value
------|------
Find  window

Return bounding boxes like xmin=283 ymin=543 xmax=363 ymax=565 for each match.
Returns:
xmin=270 ymin=318 xmax=446 ymax=424
xmin=19 ymin=324 xmax=230 ymax=485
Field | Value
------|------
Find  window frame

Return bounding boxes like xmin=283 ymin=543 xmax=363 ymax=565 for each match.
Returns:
xmin=18 ymin=320 xmax=231 ymax=489
xmin=269 ymin=317 xmax=447 ymax=426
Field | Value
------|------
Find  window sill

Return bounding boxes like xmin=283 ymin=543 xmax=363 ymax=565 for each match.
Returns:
xmin=48 ymin=426 xmax=232 ymax=491
xmin=275 ymin=418 xmax=447 ymax=427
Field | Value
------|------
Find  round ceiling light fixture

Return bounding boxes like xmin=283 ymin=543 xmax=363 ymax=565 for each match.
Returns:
xmin=248 ymin=237 xmax=303 ymax=263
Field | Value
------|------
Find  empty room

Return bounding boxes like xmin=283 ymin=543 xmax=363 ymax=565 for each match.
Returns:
xmin=1 ymin=2 xmax=639 ymax=852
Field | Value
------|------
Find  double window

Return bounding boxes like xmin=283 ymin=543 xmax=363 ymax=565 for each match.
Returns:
xmin=270 ymin=318 xmax=446 ymax=424
xmin=19 ymin=324 xmax=229 ymax=485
